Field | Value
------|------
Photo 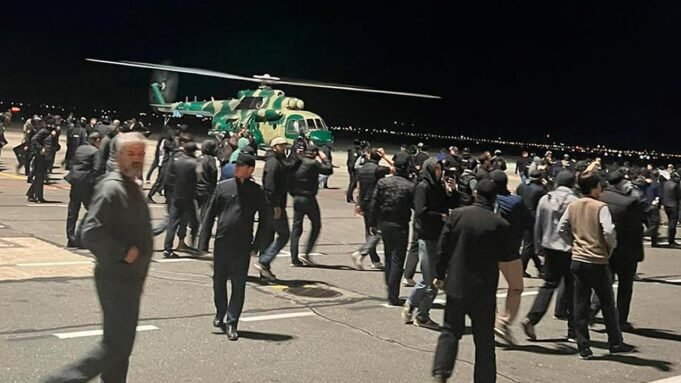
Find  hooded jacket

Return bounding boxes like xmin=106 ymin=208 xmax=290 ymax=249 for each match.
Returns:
xmin=229 ymin=137 xmax=250 ymax=163
xmin=534 ymin=186 xmax=578 ymax=252
xmin=288 ymin=154 xmax=333 ymax=197
xmin=357 ymin=159 xmax=391 ymax=206
xmin=262 ymin=150 xmax=298 ymax=208
xmin=662 ymin=178 xmax=681 ymax=208
xmin=197 ymin=140 xmax=218 ymax=197
xmin=414 ymin=159 xmax=459 ymax=240
xmin=497 ymin=191 xmax=533 ymax=259
xmin=601 ymin=183 xmax=645 ymax=262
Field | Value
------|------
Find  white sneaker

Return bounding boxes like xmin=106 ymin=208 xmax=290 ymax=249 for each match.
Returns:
xmin=351 ymin=251 xmax=364 ymax=270
xmin=370 ymin=262 xmax=384 ymax=270
xmin=402 ymin=278 xmax=416 ymax=287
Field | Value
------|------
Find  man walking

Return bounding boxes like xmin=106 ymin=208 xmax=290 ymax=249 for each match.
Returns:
xmin=42 ymin=132 xmax=152 ymax=382
xmin=163 ymin=142 xmax=199 ymax=257
xmin=662 ymin=171 xmax=681 ymax=247
xmin=199 ymin=153 xmax=272 ymax=341
xmin=256 ymin=137 xmax=295 ymax=280
xmin=521 ymin=170 xmax=578 ymax=341
xmin=26 ymin=121 xmax=54 ymax=203
xmin=558 ymin=171 xmax=634 ymax=359
xmin=431 ymin=180 xmax=513 ymax=382
xmin=367 ymin=154 xmax=415 ymax=305
xmin=520 ymin=169 xmax=547 ymax=277
xmin=288 ymin=145 xmax=333 ymax=266
xmin=64 ymin=132 xmax=102 ymax=248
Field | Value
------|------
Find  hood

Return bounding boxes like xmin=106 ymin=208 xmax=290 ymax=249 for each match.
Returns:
xmin=606 ymin=181 xmax=634 ymax=196
xmin=237 ymin=137 xmax=250 ymax=150
xmin=546 ymin=186 xmax=576 ymax=214
xmin=421 ymin=158 xmax=441 ymax=185
xmin=201 ymin=140 xmax=217 ymax=156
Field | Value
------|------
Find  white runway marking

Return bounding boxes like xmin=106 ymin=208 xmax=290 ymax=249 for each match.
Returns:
xmin=54 ymin=325 xmax=158 ymax=339
xmin=154 ymin=258 xmax=197 ymax=263
xmin=16 ymin=261 xmax=93 ymax=267
xmin=240 ymin=311 xmax=315 ymax=322
xmin=647 ymin=376 xmax=681 ymax=383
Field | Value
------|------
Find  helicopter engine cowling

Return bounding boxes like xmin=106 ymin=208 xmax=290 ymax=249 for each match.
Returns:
xmin=254 ymin=109 xmax=283 ymax=122
xmin=283 ymin=97 xmax=305 ymax=110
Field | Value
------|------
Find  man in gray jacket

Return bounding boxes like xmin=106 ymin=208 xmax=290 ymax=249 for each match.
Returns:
xmin=42 ymin=132 xmax=153 ymax=383
xmin=522 ymin=171 xmax=578 ymax=341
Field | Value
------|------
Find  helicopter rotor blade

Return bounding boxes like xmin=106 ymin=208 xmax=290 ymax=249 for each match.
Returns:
xmin=85 ymin=58 xmax=262 ymax=84
xmin=276 ymin=78 xmax=441 ymax=99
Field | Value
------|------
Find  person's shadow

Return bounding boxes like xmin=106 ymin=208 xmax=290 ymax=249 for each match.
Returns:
xmin=590 ymin=354 xmax=673 ymax=372
xmin=593 ymin=327 xmax=681 ymax=343
xmin=212 ymin=329 xmax=294 ymax=343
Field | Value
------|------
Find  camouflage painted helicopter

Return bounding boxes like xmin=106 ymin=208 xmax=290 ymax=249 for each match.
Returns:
xmin=86 ymin=58 xmax=440 ymax=148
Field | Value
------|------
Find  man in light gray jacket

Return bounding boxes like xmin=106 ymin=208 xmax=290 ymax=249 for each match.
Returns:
xmin=521 ymin=170 xmax=578 ymax=341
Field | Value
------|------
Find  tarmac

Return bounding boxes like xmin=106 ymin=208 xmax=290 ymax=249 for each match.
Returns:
xmin=1 ymin=128 xmax=681 ymax=382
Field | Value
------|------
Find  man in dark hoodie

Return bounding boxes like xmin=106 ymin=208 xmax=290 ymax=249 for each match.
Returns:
xmin=199 ymin=153 xmax=272 ymax=341
xmin=403 ymin=159 xmax=459 ymax=331
xmin=367 ymin=153 xmax=415 ymax=305
xmin=256 ymin=137 xmax=295 ymax=281
xmin=491 ymin=170 xmax=533 ymax=344
xmin=520 ymin=169 xmax=547 ymax=277
xmin=662 ymin=171 xmax=681 ymax=246
xmin=288 ymin=145 xmax=333 ymax=266
xmin=431 ymin=179 xmax=513 ymax=383
xmin=163 ymin=142 xmax=199 ymax=257
xmin=42 ymin=133 xmax=152 ymax=383
xmin=521 ymin=170 xmax=578 ymax=342
xmin=596 ymin=168 xmax=644 ymax=330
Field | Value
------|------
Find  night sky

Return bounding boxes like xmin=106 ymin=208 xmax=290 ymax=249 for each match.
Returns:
xmin=3 ymin=1 xmax=681 ymax=151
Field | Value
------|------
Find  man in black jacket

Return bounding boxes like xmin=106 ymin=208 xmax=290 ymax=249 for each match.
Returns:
xmin=64 ymin=132 xmax=102 ymax=248
xmin=199 ymin=153 xmax=272 ymax=341
xmin=662 ymin=172 xmax=681 ymax=246
xmin=432 ymin=180 xmax=513 ymax=383
xmin=367 ymin=153 xmax=415 ymax=305
xmin=403 ymin=159 xmax=459 ymax=330
xmin=520 ymin=169 xmax=547 ymax=277
xmin=346 ymin=139 xmax=362 ymax=203
xmin=256 ymin=137 xmax=295 ymax=280
xmin=597 ymin=169 xmax=645 ymax=330
xmin=163 ymin=142 xmax=199 ymax=257
xmin=26 ymin=122 xmax=54 ymax=203
xmin=42 ymin=133 xmax=152 ymax=383
xmin=64 ymin=118 xmax=87 ymax=170
xmin=197 ymin=139 xmax=218 ymax=222
xmin=352 ymin=148 xmax=392 ymax=269
xmin=288 ymin=145 xmax=333 ymax=266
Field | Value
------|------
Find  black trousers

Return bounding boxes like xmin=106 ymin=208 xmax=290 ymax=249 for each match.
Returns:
xmin=381 ymin=224 xmax=409 ymax=304
xmin=526 ymin=249 xmax=574 ymax=334
xmin=591 ymin=258 xmax=638 ymax=326
xmin=148 ymin=166 xmax=165 ymax=199
xmin=27 ymin=155 xmax=47 ymax=200
xmin=346 ymin=166 xmax=357 ymax=202
xmin=554 ymin=279 xmax=570 ymax=317
xmin=42 ymin=270 xmax=144 ymax=383
xmin=290 ymin=195 xmax=321 ymax=261
xmin=213 ymin=238 xmax=250 ymax=327
xmin=163 ymin=198 xmax=198 ymax=252
xmin=521 ymin=229 xmax=542 ymax=272
xmin=403 ymin=220 xmax=420 ymax=280
xmin=146 ymin=156 xmax=159 ymax=181
xmin=433 ymin=295 xmax=496 ymax=382
xmin=359 ymin=204 xmax=381 ymax=263
xmin=665 ymin=206 xmax=679 ymax=244
xmin=66 ymin=182 xmax=93 ymax=245
xmin=571 ymin=261 xmax=622 ymax=351
xmin=643 ymin=208 xmax=660 ymax=245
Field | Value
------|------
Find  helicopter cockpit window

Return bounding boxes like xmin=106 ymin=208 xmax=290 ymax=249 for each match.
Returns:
xmin=235 ymin=96 xmax=264 ymax=110
xmin=286 ymin=119 xmax=306 ymax=135
xmin=315 ymin=119 xmax=328 ymax=131
xmin=306 ymin=119 xmax=317 ymax=130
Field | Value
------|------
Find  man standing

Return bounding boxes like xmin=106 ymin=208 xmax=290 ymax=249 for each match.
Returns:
xmin=64 ymin=117 xmax=87 ymax=170
xmin=346 ymin=139 xmax=362 ymax=203
xmin=515 ymin=150 xmax=531 ymax=184
xmin=288 ymin=145 xmax=333 ymax=266
xmin=26 ymin=121 xmax=54 ymax=203
xmin=662 ymin=172 xmax=681 ymax=247
xmin=640 ymin=170 xmax=662 ymax=247
xmin=163 ymin=142 xmax=199 ymax=257
xmin=196 ymin=139 xmax=219 ymax=223
xmin=599 ymin=169 xmax=645 ymax=330
xmin=521 ymin=171 xmax=578 ymax=342
xmin=367 ymin=154 xmax=415 ymax=305
xmin=520 ymin=169 xmax=547 ymax=277
xmin=199 ymin=153 xmax=272 ymax=341
xmin=352 ymin=148 xmax=392 ymax=269
xmin=558 ymin=171 xmax=634 ymax=359
xmin=491 ymin=170 xmax=532 ymax=344
xmin=431 ymin=180 xmax=513 ymax=383
xmin=403 ymin=159 xmax=458 ymax=330
xmin=64 ymin=132 xmax=102 ymax=248
xmin=42 ymin=132 xmax=152 ymax=382
xmin=256 ymin=137 xmax=295 ymax=281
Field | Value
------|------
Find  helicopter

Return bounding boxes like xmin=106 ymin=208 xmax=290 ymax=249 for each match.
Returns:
xmin=86 ymin=58 xmax=441 ymax=148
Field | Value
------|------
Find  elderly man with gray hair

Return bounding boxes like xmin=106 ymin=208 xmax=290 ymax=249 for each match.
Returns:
xmin=43 ymin=132 xmax=153 ymax=383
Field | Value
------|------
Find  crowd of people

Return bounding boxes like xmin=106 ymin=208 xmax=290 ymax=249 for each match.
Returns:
xmin=3 ymin=118 xmax=679 ymax=382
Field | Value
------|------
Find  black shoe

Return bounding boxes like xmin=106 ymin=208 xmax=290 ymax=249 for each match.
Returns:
xmin=579 ymin=348 xmax=594 ymax=360
xmin=66 ymin=240 xmax=79 ymax=248
xmin=36 ymin=199 xmax=48 ymax=203
xmin=27 ymin=197 xmax=37 ymax=203
xmin=609 ymin=343 xmax=636 ymax=355
xmin=523 ymin=272 xmax=532 ymax=278
xmin=147 ymin=195 xmax=157 ymax=204
xmin=620 ymin=322 xmax=634 ymax=332
xmin=553 ymin=314 xmax=569 ymax=321
xmin=163 ymin=251 xmax=179 ymax=258
xmin=226 ymin=325 xmax=238 ymax=341
xmin=432 ymin=375 xmax=447 ymax=383
xmin=290 ymin=259 xmax=304 ymax=267
xmin=213 ymin=316 xmax=226 ymax=331
xmin=386 ymin=298 xmax=405 ymax=307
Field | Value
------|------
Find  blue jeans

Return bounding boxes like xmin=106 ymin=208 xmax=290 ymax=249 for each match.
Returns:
xmin=407 ymin=239 xmax=438 ymax=320
xmin=259 ymin=210 xmax=291 ymax=268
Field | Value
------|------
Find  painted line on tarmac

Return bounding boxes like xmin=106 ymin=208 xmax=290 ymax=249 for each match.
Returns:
xmin=54 ymin=325 xmax=159 ymax=339
xmin=155 ymin=258 xmax=197 ymax=263
xmin=647 ymin=376 xmax=681 ymax=383
xmin=16 ymin=261 xmax=93 ymax=267
xmin=24 ymin=203 xmax=166 ymax=209
xmin=240 ymin=311 xmax=315 ymax=322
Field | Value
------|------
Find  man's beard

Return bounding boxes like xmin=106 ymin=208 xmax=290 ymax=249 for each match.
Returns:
xmin=121 ymin=165 xmax=142 ymax=180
